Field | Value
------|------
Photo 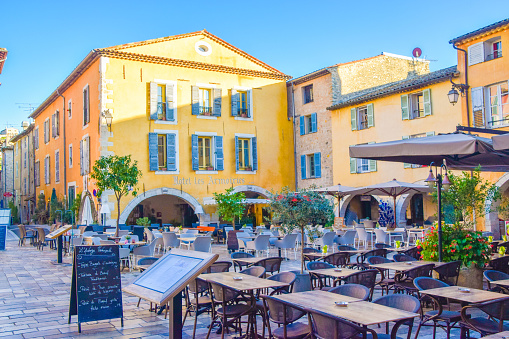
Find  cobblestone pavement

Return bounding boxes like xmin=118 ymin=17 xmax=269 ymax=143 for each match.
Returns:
xmin=0 ymin=240 xmax=474 ymax=338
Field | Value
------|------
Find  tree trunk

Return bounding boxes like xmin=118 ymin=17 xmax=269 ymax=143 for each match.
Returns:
xmin=115 ymin=197 xmax=121 ymax=237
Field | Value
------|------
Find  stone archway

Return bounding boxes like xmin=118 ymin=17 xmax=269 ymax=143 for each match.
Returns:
xmin=230 ymin=185 xmax=271 ymax=198
xmin=485 ymin=173 xmax=509 ymax=238
xmin=77 ymin=191 xmax=98 ymax=225
xmin=118 ymin=187 xmax=204 ymax=224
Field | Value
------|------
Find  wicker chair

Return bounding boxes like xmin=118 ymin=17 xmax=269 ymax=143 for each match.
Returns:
xmin=366 ymin=256 xmax=395 ymax=295
xmin=372 ymin=294 xmax=420 ymax=339
xmin=401 ymin=246 xmax=421 ymax=260
xmin=413 ymin=277 xmax=463 ymax=339
xmin=374 ymin=243 xmax=392 ymax=249
xmin=231 ymin=251 xmax=254 ymax=272
xmin=433 ymin=260 xmax=461 ymax=286
xmin=240 ymin=266 xmax=266 ymax=278
xmin=354 ymin=248 xmax=387 ymax=270
xmin=206 ymin=261 xmax=232 ymax=273
xmin=17 ymin=225 xmax=34 ymax=246
xmin=306 ymin=261 xmax=334 ymax=290
xmin=394 ymin=264 xmax=434 ymax=295
xmin=323 ymin=252 xmax=350 ymax=267
xmin=484 ymin=270 xmax=509 ymax=293
xmin=489 ymin=256 xmax=509 ymax=274
xmin=337 ymin=245 xmax=357 ymax=251
xmin=254 ymin=257 xmax=283 ymax=277
xmin=307 ymin=307 xmax=378 ymax=339
xmin=460 ymin=297 xmax=509 ymax=338
xmin=340 ymin=269 xmax=378 ymax=301
xmin=182 ymin=277 xmax=212 ymax=338
xmin=262 ymin=294 xmax=310 ymax=339
xmin=393 ymin=253 xmax=417 ymax=262
xmin=328 ymin=283 xmax=370 ymax=301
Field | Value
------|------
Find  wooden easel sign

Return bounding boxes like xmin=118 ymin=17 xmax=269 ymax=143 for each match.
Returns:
xmin=68 ymin=245 xmax=123 ymax=333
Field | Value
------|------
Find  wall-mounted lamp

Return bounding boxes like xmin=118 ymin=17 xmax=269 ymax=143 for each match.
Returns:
xmin=448 ymin=76 xmax=469 ymax=105
xmin=101 ymin=110 xmax=113 ymax=131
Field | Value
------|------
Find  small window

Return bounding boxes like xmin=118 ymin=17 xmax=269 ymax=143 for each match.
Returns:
xmin=357 ymin=106 xmax=369 ymax=130
xmin=303 ymin=85 xmax=313 ymax=104
xmin=238 ymin=91 xmax=248 ymax=116
xmin=195 ymin=41 xmax=212 ymax=56
xmin=55 ymin=150 xmax=60 ymax=183
xmin=487 ymin=82 xmax=509 ymax=127
xmin=83 ymin=85 xmax=90 ymax=126
xmin=307 ymin=154 xmax=316 ymax=178
xmin=157 ymin=84 xmax=166 ymax=120
xmin=68 ymin=144 xmax=73 ymax=168
xmin=68 ymin=99 xmax=72 ymax=119
xmin=357 ymin=158 xmax=369 ymax=173
xmin=199 ymin=88 xmax=212 ymax=115
xmin=486 ymin=39 xmax=502 ymax=61
xmin=410 ymin=93 xmax=425 ymax=119
xmin=198 ymin=136 xmax=213 ymax=170
xmin=157 ymin=134 xmax=166 ymax=170
xmin=238 ymin=138 xmax=251 ymax=170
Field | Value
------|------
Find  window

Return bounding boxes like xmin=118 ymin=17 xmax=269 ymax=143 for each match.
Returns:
xmin=192 ymin=86 xmax=221 ymax=117
xmin=303 ymin=85 xmax=313 ymax=104
xmin=235 ymin=136 xmax=258 ymax=171
xmin=35 ymin=161 xmax=40 ymax=187
xmin=487 ymin=82 xmax=509 ymax=127
xmin=68 ymin=186 xmax=75 ymax=207
xmin=55 ymin=150 xmax=60 ymax=183
xmin=351 ymin=103 xmax=374 ymax=130
xmin=238 ymin=139 xmax=250 ymax=169
xmin=23 ymin=151 xmax=26 ymax=169
xmin=68 ymin=144 xmax=73 ymax=168
xmin=44 ymin=119 xmax=50 ymax=144
xmin=350 ymin=143 xmax=376 ymax=174
xmin=52 ymin=110 xmax=60 ymax=138
xmin=80 ymin=137 xmax=90 ymax=175
xmin=299 ymin=113 xmax=317 ymax=135
xmin=68 ymin=99 xmax=72 ymax=119
xmin=149 ymin=81 xmax=176 ymax=122
xmin=301 ymin=153 xmax=321 ymax=179
xmin=401 ymin=89 xmax=431 ymax=120
xmin=44 ymin=156 xmax=50 ymax=185
xmin=231 ymin=88 xmax=252 ymax=118
xmin=469 ymin=37 xmax=502 ymax=65
xmin=34 ymin=127 xmax=39 ymax=150
xmin=148 ymin=132 xmax=177 ymax=172
xmin=23 ymin=178 xmax=26 ymax=196
xmin=191 ymin=134 xmax=223 ymax=171
xmin=83 ymin=85 xmax=90 ymax=126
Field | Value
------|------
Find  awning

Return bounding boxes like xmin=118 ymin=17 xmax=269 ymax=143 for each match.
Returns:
xmin=203 ymin=197 xmax=269 ymax=206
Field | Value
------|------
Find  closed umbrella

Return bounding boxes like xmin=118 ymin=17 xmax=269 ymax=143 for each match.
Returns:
xmin=492 ymin=133 xmax=509 ymax=151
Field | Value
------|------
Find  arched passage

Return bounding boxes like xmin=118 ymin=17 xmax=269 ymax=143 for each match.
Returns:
xmin=118 ymin=187 xmax=204 ymax=225
xmin=230 ymin=185 xmax=271 ymax=198
xmin=230 ymin=185 xmax=271 ymax=226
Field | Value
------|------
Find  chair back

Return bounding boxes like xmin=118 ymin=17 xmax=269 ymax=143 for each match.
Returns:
xmin=366 ymin=256 xmax=393 ymax=265
xmin=358 ymin=249 xmax=387 ymax=264
xmin=162 ymin=232 xmax=180 ymax=248
xmin=321 ymin=232 xmax=336 ymax=246
xmin=374 ymin=243 xmax=391 ymax=249
xmin=307 ymin=308 xmax=375 ymax=339
xmin=118 ymin=247 xmax=130 ymax=259
xmin=231 ymin=251 xmax=254 ymax=259
xmin=343 ymin=269 xmax=378 ymax=291
xmin=281 ymin=233 xmax=298 ymax=248
xmin=267 ymin=271 xmax=297 ymax=293
xmin=399 ymin=264 xmax=434 ymax=281
xmin=484 ymin=270 xmax=509 ymax=282
xmin=188 ymin=277 xmax=209 ymax=294
xmin=328 ymin=283 xmax=370 ymax=301
xmin=207 ymin=261 xmax=232 ymax=273
xmin=338 ymin=245 xmax=357 ymax=251
xmin=374 ymin=229 xmax=388 ymax=244
xmin=340 ymin=230 xmax=356 ymax=246
xmin=413 ymin=277 xmax=449 ymax=291
xmin=137 ymin=257 xmax=158 ymax=266
xmin=323 ymin=252 xmax=350 ymax=267
xmin=306 ymin=261 xmax=334 ymax=271
xmin=240 ymin=266 xmax=266 ymax=277
xmin=402 ymin=246 xmax=421 ymax=260
xmin=303 ymin=247 xmax=320 ymax=254
xmin=91 ymin=237 xmax=101 ymax=245
xmin=71 ymin=236 xmax=83 ymax=246
xmin=209 ymin=281 xmax=241 ymax=304
xmin=262 ymin=294 xmax=306 ymax=326
xmin=363 ymin=220 xmax=375 ymax=228
xmin=82 ymin=231 xmax=98 ymax=237
xmin=117 ymin=230 xmax=129 ymax=237
xmin=256 ymin=257 xmax=284 ymax=274
xmin=355 ymin=227 xmax=369 ymax=241
xmin=393 ymin=254 xmax=417 ymax=262
xmin=373 ymin=294 xmax=420 ymax=313
xmin=490 ymin=256 xmax=509 ymax=274
xmin=145 ymin=228 xmax=155 ymax=242
xmin=254 ymin=234 xmax=271 ymax=250
xmin=433 ymin=260 xmax=462 ymax=286
xmin=192 ymin=236 xmax=212 ymax=252
xmin=477 ymin=298 xmax=509 ymax=321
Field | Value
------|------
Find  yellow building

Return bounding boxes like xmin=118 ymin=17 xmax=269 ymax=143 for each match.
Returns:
xmin=328 ymin=67 xmax=462 ymax=225
xmin=29 ymin=30 xmax=294 ymax=227
xmin=450 ymin=18 xmax=509 ymax=235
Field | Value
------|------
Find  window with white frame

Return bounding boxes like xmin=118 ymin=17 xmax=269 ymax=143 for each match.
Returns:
xmin=299 ymin=113 xmax=317 ymax=135
xmin=68 ymin=144 xmax=73 ymax=168
xmin=468 ymin=37 xmax=502 ymax=66
xmin=351 ymin=103 xmax=374 ymax=130
xmin=44 ymin=155 xmax=50 ymax=185
xmin=55 ymin=150 xmax=60 ymax=183
xmin=350 ymin=143 xmax=377 ymax=174
xmin=52 ymin=110 xmax=60 ymax=138
xmin=487 ymin=82 xmax=509 ymax=127
xmin=231 ymin=88 xmax=252 ymax=118
xmin=34 ymin=127 xmax=39 ymax=150
xmin=83 ymin=85 xmax=90 ymax=126
xmin=401 ymin=89 xmax=432 ymax=120
xmin=191 ymin=85 xmax=221 ymax=117
xmin=44 ymin=119 xmax=50 ymax=144
xmin=80 ymin=136 xmax=90 ymax=175
xmin=301 ymin=152 xmax=321 ymax=179
xmin=149 ymin=81 xmax=176 ymax=122
xmin=191 ymin=134 xmax=223 ymax=171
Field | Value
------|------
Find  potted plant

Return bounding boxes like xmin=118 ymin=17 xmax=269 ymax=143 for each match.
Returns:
xmin=240 ymin=112 xmax=248 ymax=118
xmin=213 ymin=188 xmax=246 ymax=230
xmin=245 ymin=166 xmax=252 ymax=171
xmin=125 ymin=235 xmax=131 ymax=244
xmin=136 ymin=217 xmax=150 ymax=227
xmin=206 ymin=166 xmax=214 ymax=171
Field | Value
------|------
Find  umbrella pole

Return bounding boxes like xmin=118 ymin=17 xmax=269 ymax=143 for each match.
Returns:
xmin=437 ymin=176 xmax=443 ymax=262
xmin=393 ymin=196 xmax=397 ymax=228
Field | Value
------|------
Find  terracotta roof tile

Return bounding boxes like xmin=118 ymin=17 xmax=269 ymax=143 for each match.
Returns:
xmin=449 ymin=18 xmax=509 ymax=44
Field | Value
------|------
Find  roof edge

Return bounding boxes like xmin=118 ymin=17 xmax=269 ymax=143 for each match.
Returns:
xmin=10 ymin=124 xmax=34 ymax=143
xmin=449 ymin=18 xmax=509 ymax=45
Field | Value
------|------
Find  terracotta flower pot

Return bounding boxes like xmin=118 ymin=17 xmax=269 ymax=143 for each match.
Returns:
xmin=457 ymin=265 xmax=484 ymax=289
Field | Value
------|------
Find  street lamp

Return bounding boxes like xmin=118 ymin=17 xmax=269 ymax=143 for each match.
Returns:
xmin=425 ymin=161 xmax=451 ymax=262
xmin=101 ymin=110 xmax=113 ymax=131
xmin=448 ymin=76 xmax=469 ymax=106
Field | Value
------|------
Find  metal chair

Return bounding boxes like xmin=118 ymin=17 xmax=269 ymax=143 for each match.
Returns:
xmin=262 ymin=294 xmax=310 ymax=339
xmin=231 ymin=251 xmax=254 ymax=272
xmin=393 ymin=253 xmax=417 ymax=262
xmin=328 ymin=283 xmax=370 ymax=301
xmin=433 ymin=260 xmax=462 ymax=286
xmin=307 ymin=307 xmax=378 ymax=339
xmin=460 ymin=297 xmax=509 ymax=338
xmin=240 ymin=266 xmax=266 ymax=278
xmin=372 ymin=294 xmax=420 ymax=339
xmin=340 ymin=269 xmax=379 ymax=300
xmin=413 ymin=277 xmax=462 ymax=339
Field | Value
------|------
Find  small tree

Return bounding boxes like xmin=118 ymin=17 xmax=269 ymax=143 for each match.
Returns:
xmin=91 ymin=155 xmax=142 ymax=237
xmin=213 ymin=188 xmax=246 ymax=229
xmin=269 ymin=187 xmax=334 ymax=273
xmin=435 ymin=167 xmax=500 ymax=230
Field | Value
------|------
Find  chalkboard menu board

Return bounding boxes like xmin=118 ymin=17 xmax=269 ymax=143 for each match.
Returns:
xmin=68 ymin=245 xmax=123 ymax=332
xmin=0 ymin=225 xmax=6 ymax=251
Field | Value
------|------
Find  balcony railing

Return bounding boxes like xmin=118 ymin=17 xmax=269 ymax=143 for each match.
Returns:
xmin=487 ymin=116 xmax=509 ymax=128
xmin=237 ymin=108 xmax=248 ymax=116
xmin=199 ymin=106 xmax=212 ymax=115
xmin=485 ymin=51 xmax=502 ymax=61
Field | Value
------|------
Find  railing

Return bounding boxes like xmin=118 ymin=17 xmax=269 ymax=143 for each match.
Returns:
xmin=199 ymin=106 xmax=212 ymax=115
xmin=488 ymin=116 xmax=509 ymax=128
xmin=157 ymin=102 xmax=165 ymax=119
xmin=412 ymin=109 xmax=424 ymax=118
xmin=485 ymin=51 xmax=502 ymax=61
xmin=237 ymin=108 xmax=248 ymax=116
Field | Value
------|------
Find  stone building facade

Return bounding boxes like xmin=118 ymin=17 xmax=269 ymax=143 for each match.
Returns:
xmin=288 ymin=53 xmax=430 ymax=189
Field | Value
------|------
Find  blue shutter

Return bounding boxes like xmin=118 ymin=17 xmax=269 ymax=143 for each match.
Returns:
xmin=213 ymin=88 xmax=222 ymax=117
xmin=247 ymin=90 xmax=252 ymax=118
xmin=314 ymin=152 xmax=321 ymax=178
xmin=165 ymin=84 xmax=175 ymax=121
xmin=148 ymin=133 xmax=158 ymax=171
xmin=215 ymin=136 xmax=224 ymax=170
xmin=300 ymin=116 xmax=305 ymax=135
xmin=301 ymin=155 xmax=306 ymax=179
xmin=191 ymin=134 xmax=199 ymax=170
xmin=252 ymin=137 xmax=258 ymax=171
xmin=311 ymin=113 xmax=317 ymax=133
xmin=191 ymin=86 xmax=200 ymax=115
xmin=231 ymin=91 xmax=239 ymax=116
xmin=235 ymin=136 xmax=239 ymax=171
xmin=166 ymin=133 xmax=176 ymax=171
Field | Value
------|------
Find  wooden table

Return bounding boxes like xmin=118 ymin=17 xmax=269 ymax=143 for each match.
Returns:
xmin=304 ymin=252 xmax=327 ymax=260
xmin=370 ymin=260 xmax=444 ymax=272
xmin=273 ymin=290 xmax=419 ymax=326
xmin=309 ymin=267 xmax=358 ymax=279
xmin=419 ymin=286 xmax=509 ymax=304
xmin=201 ymin=271 xmax=289 ymax=291
xmin=231 ymin=257 xmax=266 ymax=266
xmin=386 ymin=246 xmax=416 ymax=252
xmin=488 ymin=279 xmax=509 ymax=288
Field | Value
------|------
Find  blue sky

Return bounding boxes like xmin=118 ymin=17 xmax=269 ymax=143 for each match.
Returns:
xmin=1 ymin=0 xmax=508 ymax=129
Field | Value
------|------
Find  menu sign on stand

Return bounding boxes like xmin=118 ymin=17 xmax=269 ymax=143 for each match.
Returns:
xmin=46 ymin=225 xmax=73 ymax=264
xmin=123 ymin=249 xmax=218 ymax=339
xmin=68 ymin=245 xmax=123 ymax=333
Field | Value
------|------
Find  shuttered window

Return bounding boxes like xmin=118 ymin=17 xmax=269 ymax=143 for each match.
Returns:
xmin=35 ymin=161 xmax=40 ymax=187
xmin=471 ymin=86 xmax=485 ymax=128
xmin=468 ymin=42 xmax=484 ymax=66
xmin=83 ymin=85 xmax=90 ymax=126
xmin=44 ymin=156 xmax=50 ymax=185
xmin=192 ymin=86 xmax=221 ymax=117
xmin=34 ymin=127 xmax=39 ymax=150
xmin=235 ymin=136 xmax=258 ymax=171
xmin=402 ymin=89 xmax=432 ymax=120
xmin=303 ymin=85 xmax=313 ymax=104
xmin=191 ymin=134 xmax=223 ymax=171
xmin=350 ymin=143 xmax=376 ymax=174
xmin=148 ymin=132 xmax=178 ymax=172
xmin=149 ymin=82 xmax=176 ymax=121
xmin=80 ymin=137 xmax=90 ymax=175
xmin=300 ymin=113 xmax=318 ymax=135
xmin=301 ymin=152 xmax=321 ymax=179
xmin=351 ymin=104 xmax=374 ymax=130
xmin=44 ymin=119 xmax=50 ymax=144
xmin=55 ymin=150 xmax=60 ymax=183
xmin=487 ymin=82 xmax=509 ymax=128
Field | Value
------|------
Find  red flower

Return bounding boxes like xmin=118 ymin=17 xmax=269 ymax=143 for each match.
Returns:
xmin=292 ymin=198 xmax=298 ymax=202
xmin=451 ymin=249 xmax=456 ymax=253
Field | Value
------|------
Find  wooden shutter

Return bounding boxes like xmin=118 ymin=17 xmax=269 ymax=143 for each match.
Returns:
xmin=47 ymin=156 xmax=51 ymax=184
xmin=471 ymin=87 xmax=485 ymax=127
xmin=56 ymin=111 xmax=60 ymax=136
xmin=314 ymin=152 xmax=321 ymax=178
xmin=252 ymin=137 xmax=258 ymax=171
xmin=85 ymin=136 xmax=90 ymax=174
xmin=300 ymin=155 xmax=306 ymax=179
xmin=34 ymin=128 xmax=38 ymax=150
xmin=215 ymin=136 xmax=223 ymax=170
xmin=213 ymin=88 xmax=222 ymax=117
xmin=149 ymin=82 xmax=158 ymax=120
xmin=51 ymin=114 xmax=55 ymax=138
xmin=401 ymin=95 xmax=409 ymax=120
xmin=191 ymin=86 xmax=200 ymax=115
xmin=79 ymin=140 xmax=83 ymax=176
xmin=351 ymin=108 xmax=357 ymax=131
xmin=165 ymin=84 xmax=175 ymax=121
xmin=235 ymin=136 xmax=239 ymax=171
xmin=191 ymin=135 xmax=199 ymax=170
xmin=402 ymin=136 xmax=411 ymax=168
xmin=423 ymin=88 xmax=432 ymax=116
xmin=231 ymin=90 xmax=239 ymax=117
xmin=247 ymin=90 xmax=252 ymax=118
xmin=55 ymin=151 xmax=59 ymax=182
xmin=311 ymin=113 xmax=317 ymax=133
xmin=300 ymin=116 xmax=305 ymax=135
xmin=368 ymin=142 xmax=376 ymax=172
xmin=148 ymin=133 xmax=158 ymax=171
xmin=350 ymin=158 xmax=356 ymax=174
xmin=468 ymin=42 xmax=484 ymax=66
xmin=166 ymin=133 xmax=176 ymax=171
xmin=366 ymin=103 xmax=374 ymax=127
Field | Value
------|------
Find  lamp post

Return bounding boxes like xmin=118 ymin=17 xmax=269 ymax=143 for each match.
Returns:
xmin=101 ymin=110 xmax=113 ymax=131
xmin=425 ymin=161 xmax=451 ymax=262
xmin=447 ymin=76 xmax=469 ymax=106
